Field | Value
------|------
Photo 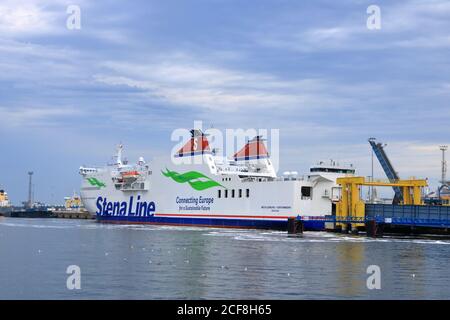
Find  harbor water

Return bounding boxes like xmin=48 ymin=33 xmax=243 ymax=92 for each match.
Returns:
xmin=0 ymin=217 xmax=449 ymax=299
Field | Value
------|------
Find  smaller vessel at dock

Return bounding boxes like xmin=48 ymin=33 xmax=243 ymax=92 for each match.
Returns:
xmin=53 ymin=193 xmax=94 ymax=219
xmin=64 ymin=193 xmax=84 ymax=210
xmin=2 ymin=173 xmax=55 ymax=218
xmin=0 ymin=188 xmax=12 ymax=216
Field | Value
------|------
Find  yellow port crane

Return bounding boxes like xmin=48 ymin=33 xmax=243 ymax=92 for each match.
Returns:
xmin=336 ymin=176 xmax=428 ymax=231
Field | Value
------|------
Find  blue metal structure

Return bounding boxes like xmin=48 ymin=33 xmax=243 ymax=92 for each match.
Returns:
xmin=368 ymin=138 xmax=403 ymax=204
xmin=365 ymin=204 xmax=450 ymax=228
xmin=300 ymin=204 xmax=450 ymax=229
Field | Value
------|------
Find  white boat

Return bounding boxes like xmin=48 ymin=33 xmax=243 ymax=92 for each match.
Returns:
xmin=79 ymin=129 xmax=355 ymax=230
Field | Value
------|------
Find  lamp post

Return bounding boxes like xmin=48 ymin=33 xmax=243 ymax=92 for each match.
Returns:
xmin=440 ymin=146 xmax=448 ymax=185
xmin=27 ymin=171 xmax=34 ymax=209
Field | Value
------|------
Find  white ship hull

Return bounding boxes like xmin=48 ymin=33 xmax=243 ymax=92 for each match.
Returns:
xmin=80 ymin=132 xmax=353 ymax=230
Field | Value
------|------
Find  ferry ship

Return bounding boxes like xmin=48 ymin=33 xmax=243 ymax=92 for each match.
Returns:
xmin=79 ymin=129 xmax=355 ymax=230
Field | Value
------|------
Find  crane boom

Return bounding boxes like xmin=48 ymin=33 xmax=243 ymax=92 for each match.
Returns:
xmin=368 ymin=138 xmax=403 ymax=205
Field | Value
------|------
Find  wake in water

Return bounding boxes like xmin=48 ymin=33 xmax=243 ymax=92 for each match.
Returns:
xmin=1 ymin=217 xmax=449 ymax=245
xmin=205 ymin=229 xmax=450 ymax=245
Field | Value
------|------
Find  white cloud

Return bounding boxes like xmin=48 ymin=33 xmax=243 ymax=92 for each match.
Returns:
xmin=0 ymin=4 xmax=53 ymax=34
xmin=0 ymin=0 xmax=72 ymax=36
xmin=0 ymin=106 xmax=83 ymax=127
xmin=255 ymin=0 xmax=450 ymax=52
xmin=0 ymin=38 xmax=79 ymax=60
xmin=394 ymin=35 xmax=450 ymax=48
xmin=0 ymin=0 xmax=130 ymax=45
xmin=93 ymin=58 xmax=357 ymax=112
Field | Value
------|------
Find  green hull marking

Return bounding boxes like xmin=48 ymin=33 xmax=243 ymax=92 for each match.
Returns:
xmin=162 ymin=168 xmax=224 ymax=191
xmin=87 ymin=177 xmax=106 ymax=188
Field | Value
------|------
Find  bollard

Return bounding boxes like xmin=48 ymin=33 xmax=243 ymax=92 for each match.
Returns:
xmin=287 ymin=217 xmax=303 ymax=234
xmin=366 ymin=220 xmax=384 ymax=238
xmin=341 ymin=223 xmax=350 ymax=234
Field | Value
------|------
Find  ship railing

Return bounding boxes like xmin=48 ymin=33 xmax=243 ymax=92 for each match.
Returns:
xmin=298 ymin=216 xmax=366 ymax=223
xmin=80 ymin=165 xmax=115 ymax=175
xmin=217 ymin=165 xmax=249 ymax=173
xmin=275 ymin=176 xmax=305 ymax=181
xmin=119 ymin=180 xmax=149 ymax=191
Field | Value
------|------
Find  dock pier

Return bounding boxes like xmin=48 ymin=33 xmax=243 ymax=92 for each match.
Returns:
xmin=319 ymin=175 xmax=450 ymax=237
xmin=53 ymin=210 xmax=94 ymax=219
xmin=296 ymin=204 xmax=450 ymax=237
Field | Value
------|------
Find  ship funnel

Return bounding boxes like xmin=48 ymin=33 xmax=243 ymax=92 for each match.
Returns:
xmin=233 ymin=136 xmax=270 ymax=161
xmin=175 ymin=129 xmax=211 ymax=158
xmin=190 ymin=129 xmax=209 ymax=137
xmin=232 ymin=135 xmax=276 ymax=178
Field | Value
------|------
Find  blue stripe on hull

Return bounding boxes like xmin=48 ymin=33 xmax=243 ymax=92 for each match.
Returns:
xmin=96 ymin=215 xmax=325 ymax=231
xmin=303 ymin=221 xmax=326 ymax=231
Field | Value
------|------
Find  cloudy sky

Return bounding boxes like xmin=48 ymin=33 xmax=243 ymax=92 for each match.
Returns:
xmin=0 ymin=0 xmax=449 ymax=204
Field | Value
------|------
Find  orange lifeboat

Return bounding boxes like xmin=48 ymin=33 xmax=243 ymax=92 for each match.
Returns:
xmin=121 ymin=170 xmax=140 ymax=179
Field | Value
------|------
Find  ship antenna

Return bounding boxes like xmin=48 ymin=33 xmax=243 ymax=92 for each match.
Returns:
xmin=116 ymin=143 xmax=123 ymax=166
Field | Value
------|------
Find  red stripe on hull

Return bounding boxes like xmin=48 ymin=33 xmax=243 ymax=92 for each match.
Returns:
xmin=154 ymin=213 xmax=290 ymax=219
xmin=98 ymin=219 xmax=268 ymax=230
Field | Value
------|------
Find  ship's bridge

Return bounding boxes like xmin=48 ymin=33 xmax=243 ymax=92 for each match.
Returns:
xmin=309 ymin=160 xmax=355 ymax=175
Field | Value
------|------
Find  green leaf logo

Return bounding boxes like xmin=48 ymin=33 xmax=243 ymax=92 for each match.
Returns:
xmin=162 ymin=168 xmax=224 ymax=191
xmin=87 ymin=178 xmax=106 ymax=188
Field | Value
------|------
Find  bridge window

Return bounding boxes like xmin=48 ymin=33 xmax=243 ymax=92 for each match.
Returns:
xmin=231 ymin=189 xmax=235 ymax=198
xmin=301 ymin=186 xmax=312 ymax=199
xmin=239 ymin=189 xmax=242 ymax=198
xmin=218 ymin=190 xmax=221 ymax=198
xmin=246 ymin=189 xmax=250 ymax=198
xmin=225 ymin=190 xmax=228 ymax=198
